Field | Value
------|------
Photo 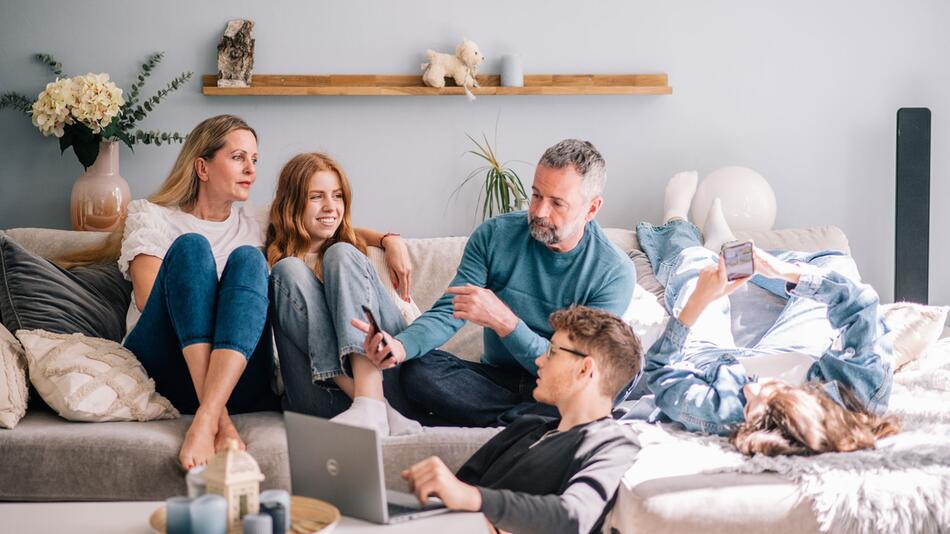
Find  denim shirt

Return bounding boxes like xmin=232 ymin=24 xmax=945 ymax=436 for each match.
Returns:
xmin=634 ymin=266 xmax=895 ymax=436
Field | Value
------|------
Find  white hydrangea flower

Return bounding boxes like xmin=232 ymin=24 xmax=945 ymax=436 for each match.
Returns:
xmin=31 ymin=78 xmax=76 ymax=137
xmin=69 ymin=73 xmax=124 ymax=133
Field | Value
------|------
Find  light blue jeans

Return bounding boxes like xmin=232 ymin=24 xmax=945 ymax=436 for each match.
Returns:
xmin=269 ymin=243 xmax=412 ymax=418
xmin=619 ymin=220 xmax=894 ymax=435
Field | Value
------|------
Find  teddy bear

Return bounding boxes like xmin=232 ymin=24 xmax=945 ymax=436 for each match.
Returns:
xmin=421 ymin=39 xmax=485 ymax=100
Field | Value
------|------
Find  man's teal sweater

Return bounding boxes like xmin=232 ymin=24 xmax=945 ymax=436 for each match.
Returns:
xmin=395 ymin=211 xmax=634 ymax=374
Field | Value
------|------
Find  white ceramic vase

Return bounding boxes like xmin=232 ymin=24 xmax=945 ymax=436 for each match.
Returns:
xmin=70 ymin=140 xmax=130 ymax=232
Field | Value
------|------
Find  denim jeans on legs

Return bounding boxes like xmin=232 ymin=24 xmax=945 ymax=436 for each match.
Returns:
xmin=269 ymin=243 xmax=429 ymax=421
xmin=400 ymin=350 xmax=558 ymax=427
xmin=123 ymin=233 xmax=279 ymax=415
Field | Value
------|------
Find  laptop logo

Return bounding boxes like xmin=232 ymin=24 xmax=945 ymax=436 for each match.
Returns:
xmin=326 ymin=458 xmax=339 ymax=477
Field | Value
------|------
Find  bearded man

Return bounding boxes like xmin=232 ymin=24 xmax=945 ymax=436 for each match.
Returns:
xmin=361 ymin=139 xmax=635 ymax=426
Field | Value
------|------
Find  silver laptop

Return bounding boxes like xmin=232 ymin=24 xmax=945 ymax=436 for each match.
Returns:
xmin=284 ymin=411 xmax=450 ymax=524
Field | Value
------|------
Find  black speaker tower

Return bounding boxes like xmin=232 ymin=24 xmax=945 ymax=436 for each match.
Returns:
xmin=895 ymin=108 xmax=931 ymax=304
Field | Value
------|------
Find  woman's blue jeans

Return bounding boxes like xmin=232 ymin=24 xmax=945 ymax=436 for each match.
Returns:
xmin=269 ymin=243 xmax=434 ymax=422
xmin=123 ymin=233 xmax=279 ymax=415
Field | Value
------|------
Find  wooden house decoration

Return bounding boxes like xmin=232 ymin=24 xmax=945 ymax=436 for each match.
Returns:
xmin=203 ymin=439 xmax=265 ymax=532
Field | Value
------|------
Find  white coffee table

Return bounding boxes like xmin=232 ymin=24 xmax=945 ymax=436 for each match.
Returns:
xmin=0 ymin=501 xmax=490 ymax=534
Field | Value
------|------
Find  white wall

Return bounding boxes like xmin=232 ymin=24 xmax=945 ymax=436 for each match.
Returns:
xmin=1 ymin=0 xmax=948 ymax=304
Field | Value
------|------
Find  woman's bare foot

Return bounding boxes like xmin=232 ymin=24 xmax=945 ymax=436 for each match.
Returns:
xmin=214 ymin=414 xmax=245 ymax=452
xmin=179 ymin=414 xmax=217 ymax=470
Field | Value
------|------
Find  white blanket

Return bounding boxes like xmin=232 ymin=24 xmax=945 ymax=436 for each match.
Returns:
xmin=621 ymin=338 xmax=950 ymax=534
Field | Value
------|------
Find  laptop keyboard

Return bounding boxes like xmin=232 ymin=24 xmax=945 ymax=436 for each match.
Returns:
xmin=388 ymin=502 xmax=422 ymax=517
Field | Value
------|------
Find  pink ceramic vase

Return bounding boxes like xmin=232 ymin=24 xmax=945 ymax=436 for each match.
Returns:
xmin=70 ymin=140 xmax=131 ymax=232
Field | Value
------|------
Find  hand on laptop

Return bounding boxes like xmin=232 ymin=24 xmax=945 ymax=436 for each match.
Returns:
xmin=401 ymin=456 xmax=482 ymax=512
xmin=351 ymin=318 xmax=406 ymax=369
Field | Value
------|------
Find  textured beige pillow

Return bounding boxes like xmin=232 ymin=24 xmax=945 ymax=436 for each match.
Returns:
xmin=0 ymin=325 xmax=29 ymax=429
xmin=365 ymin=246 xmax=423 ymax=325
xmin=16 ymin=329 xmax=179 ymax=422
xmin=881 ymin=302 xmax=950 ymax=371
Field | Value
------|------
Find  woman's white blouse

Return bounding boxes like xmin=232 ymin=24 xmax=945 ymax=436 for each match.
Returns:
xmin=119 ymin=199 xmax=266 ymax=334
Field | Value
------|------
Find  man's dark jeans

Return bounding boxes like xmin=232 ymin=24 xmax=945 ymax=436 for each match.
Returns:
xmin=400 ymin=350 xmax=557 ymax=427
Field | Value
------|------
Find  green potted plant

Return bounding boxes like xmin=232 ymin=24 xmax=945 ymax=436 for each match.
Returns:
xmin=0 ymin=52 xmax=192 ymax=231
xmin=455 ymin=132 xmax=529 ymax=221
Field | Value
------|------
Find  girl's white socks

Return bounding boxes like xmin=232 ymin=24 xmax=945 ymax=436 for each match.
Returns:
xmin=702 ymin=197 xmax=737 ymax=252
xmin=330 ymin=396 xmax=390 ymax=436
xmin=663 ymin=170 xmax=699 ymax=223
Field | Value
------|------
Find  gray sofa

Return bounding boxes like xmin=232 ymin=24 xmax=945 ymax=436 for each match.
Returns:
xmin=1 ymin=224 xmax=867 ymax=533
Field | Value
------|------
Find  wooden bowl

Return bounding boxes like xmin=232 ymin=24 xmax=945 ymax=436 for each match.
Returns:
xmin=149 ymin=495 xmax=341 ymax=533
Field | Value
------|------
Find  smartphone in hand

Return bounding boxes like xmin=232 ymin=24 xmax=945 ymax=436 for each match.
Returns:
xmin=721 ymin=240 xmax=754 ymax=281
xmin=361 ymin=304 xmax=390 ymax=348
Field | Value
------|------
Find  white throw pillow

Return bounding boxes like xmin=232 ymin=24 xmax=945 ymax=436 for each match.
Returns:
xmin=880 ymin=302 xmax=949 ymax=371
xmin=623 ymin=283 xmax=670 ymax=353
xmin=16 ymin=329 xmax=179 ymax=422
xmin=0 ymin=325 xmax=29 ymax=429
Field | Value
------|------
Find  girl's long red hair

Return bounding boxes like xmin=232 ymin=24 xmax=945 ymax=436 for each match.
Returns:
xmin=265 ymin=153 xmax=365 ymax=270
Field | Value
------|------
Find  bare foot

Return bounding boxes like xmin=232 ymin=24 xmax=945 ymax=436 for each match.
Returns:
xmin=179 ymin=415 xmax=217 ymax=470
xmin=214 ymin=415 xmax=245 ymax=452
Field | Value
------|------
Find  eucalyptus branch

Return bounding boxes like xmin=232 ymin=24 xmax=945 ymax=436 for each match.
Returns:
xmin=122 ymin=52 xmax=165 ymax=117
xmin=133 ymin=129 xmax=186 ymax=146
xmin=34 ymin=53 xmax=64 ymax=77
xmin=0 ymin=92 xmax=33 ymax=114
xmin=124 ymin=70 xmax=193 ymax=128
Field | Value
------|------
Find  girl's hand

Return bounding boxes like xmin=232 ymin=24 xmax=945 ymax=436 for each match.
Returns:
xmin=679 ymin=255 xmax=749 ymax=327
xmin=752 ymin=247 xmax=801 ymax=285
xmin=383 ymin=235 xmax=413 ymax=302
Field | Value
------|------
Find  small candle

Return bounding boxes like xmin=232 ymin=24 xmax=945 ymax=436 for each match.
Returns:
xmin=260 ymin=490 xmax=291 ymax=531
xmin=501 ymin=55 xmax=524 ymax=87
xmin=186 ymin=465 xmax=207 ymax=498
xmin=165 ymin=496 xmax=192 ymax=534
xmin=260 ymin=501 xmax=286 ymax=534
xmin=242 ymin=513 xmax=273 ymax=534
xmin=190 ymin=494 xmax=227 ymax=534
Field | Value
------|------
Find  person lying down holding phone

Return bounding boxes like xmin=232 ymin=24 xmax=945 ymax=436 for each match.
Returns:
xmin=617 ymin=171 xmax=900 ymax=456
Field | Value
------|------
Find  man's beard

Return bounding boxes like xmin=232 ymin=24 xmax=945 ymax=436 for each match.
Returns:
xmin=528 ymin=213 xmax=585 ymax=246
xmin=528 ymin=215 xmax=560 ymax=245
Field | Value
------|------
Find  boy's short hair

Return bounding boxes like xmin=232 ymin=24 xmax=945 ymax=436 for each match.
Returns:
xmin=549 ymin=305 xmax=642 ymax=397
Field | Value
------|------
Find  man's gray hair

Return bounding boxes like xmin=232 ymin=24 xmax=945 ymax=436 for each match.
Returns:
xmin=538 ymin=139 xmax=607 ymax=200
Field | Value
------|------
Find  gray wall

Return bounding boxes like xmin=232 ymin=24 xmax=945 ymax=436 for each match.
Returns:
xmin=1 ymin=0 xmax=948 ymax=304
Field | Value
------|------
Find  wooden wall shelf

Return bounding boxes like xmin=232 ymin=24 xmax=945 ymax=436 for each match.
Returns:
xmin=201 ymin=74 xmax=671 ymax=96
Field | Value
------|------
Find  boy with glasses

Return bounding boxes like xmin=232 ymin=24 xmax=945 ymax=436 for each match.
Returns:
xmin=400 ymin=306 xmax=642 ymax=534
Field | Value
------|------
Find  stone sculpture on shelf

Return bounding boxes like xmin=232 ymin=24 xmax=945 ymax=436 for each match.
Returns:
xmin=217 ymin=19 xmax=255 ymax=88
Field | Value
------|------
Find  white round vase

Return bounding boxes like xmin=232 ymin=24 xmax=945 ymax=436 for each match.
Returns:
xmin=690 ymin=166 xmax=777 ymax=232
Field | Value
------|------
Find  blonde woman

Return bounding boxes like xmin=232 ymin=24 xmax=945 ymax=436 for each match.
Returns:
xmin=266 ymin=153 xmax=424 ymax=436
xmin=71 ymin=115 xmax=277 ymax=469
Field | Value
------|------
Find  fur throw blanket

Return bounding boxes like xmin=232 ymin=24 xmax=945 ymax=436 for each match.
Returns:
xmin=622 ymin=338 xmax=950 ymax=534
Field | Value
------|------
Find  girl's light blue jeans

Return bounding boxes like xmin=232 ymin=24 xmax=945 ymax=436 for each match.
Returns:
xmin=268 ymin=243 xmax=419 ymax=419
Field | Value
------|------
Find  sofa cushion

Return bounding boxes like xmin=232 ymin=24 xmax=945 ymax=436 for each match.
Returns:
xmin=0 ymin=235 xmax=131 ymax=342
xmin=381 ymin=426 xmax=501 ymax=492
xmin=880 ymin=302 xmax=950 ymax=370
xmin=606 ymin=470 xmax=820 ymax=533
xmin=0 ymin=410 xmax=290 ymax=501
xmin=0 ymin=408 xmax=494 ymax=501
xmin=0 ymin=324 xmax=28 ymax=429
xmin=17 ymin=329 xmax=178 ymax=423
